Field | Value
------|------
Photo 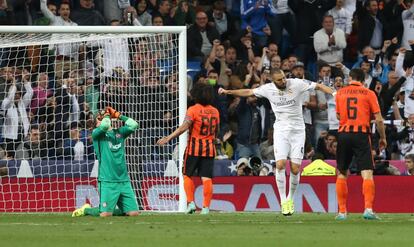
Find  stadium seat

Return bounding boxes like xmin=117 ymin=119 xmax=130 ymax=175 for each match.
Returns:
xmin=187 ymin=60 xmax=202 ymax=80
xmin=158 ymin=58 xmax=176 ymax=75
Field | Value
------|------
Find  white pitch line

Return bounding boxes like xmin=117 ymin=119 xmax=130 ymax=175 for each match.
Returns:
xmin=0 ymin=222 xmax=63 ymax=226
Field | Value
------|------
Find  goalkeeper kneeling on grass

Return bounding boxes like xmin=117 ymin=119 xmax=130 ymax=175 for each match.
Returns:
xmin=72 ymin=106 xmax=139 ymax=217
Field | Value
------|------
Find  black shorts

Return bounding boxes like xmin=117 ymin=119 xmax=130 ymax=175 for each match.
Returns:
xmin=183 ymin=155 xmax=214 ymax=178
xmin=336 ymin=132 xmax=374 ymax=172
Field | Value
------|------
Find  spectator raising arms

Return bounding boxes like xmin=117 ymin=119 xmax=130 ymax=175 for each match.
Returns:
xmin=241 ymin=0 xmax=273 ymax=50
xmin=1 ymin=69 xmax=33 ymax=158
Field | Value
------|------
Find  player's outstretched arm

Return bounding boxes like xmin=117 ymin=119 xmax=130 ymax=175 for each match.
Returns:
xmin=157 ymin=120 xmax=192 ymax=145
xmin=40 ymin=0 xmax=58 ymax=22
xmin=315 ymin=83 xmax=334 ymax=95
xmin=218 ymin=88 xmax=255 ymax=97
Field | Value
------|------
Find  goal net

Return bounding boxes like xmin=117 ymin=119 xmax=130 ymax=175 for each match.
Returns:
xmin=0 ymin=26 xmax=187 ymax=212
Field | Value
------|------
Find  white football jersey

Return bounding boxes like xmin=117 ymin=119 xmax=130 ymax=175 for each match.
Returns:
xmin=302 ymin=89 xmax=314 ymax=125
xmin=326 ymin=93 xmax=339 ymax=130
xmin=253 ymin=79 xmax=317 ymax=130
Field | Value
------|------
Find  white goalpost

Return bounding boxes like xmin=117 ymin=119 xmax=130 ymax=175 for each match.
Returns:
xmin=0 ymin=26 xmax=187 ymax=213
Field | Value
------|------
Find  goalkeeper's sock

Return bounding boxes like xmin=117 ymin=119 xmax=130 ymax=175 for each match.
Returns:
xmin=113 ymin=208 xmax=125 ymax=216
xmin=184 ymin=175 xmax=195 ymax=202
xmin=202 ymin=178 xmax=213 ymax=208
xmin=336 ymin=177 xmax=348 ymax=213
xmin=287 ymin=172 xmax=300 ymax=201
xmin=275 ymin=169 xmax=287 ymax=203
xmin=362 ymin=178 xmax=375 ymax=210
xmin=84 ymin=207 xmax=100 ymax=216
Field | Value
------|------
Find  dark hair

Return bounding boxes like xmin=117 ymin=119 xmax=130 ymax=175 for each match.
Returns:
xmin=196 ymin=10 xmax=207 ymax=17
xmin=312 ymin=152 xmax=326 ymax=161
xmin=242 ymin=166 xmax=252 ymax=176
xmin=70 ymin=122 xmax=80 ymax=130
xmin=191 ymin=83 xmax=214 ymax=106
xmin=406 ymin=154 xmax=414 ymax=162
xmin=318 ymin=61 xmax=331 ymax=72
xmin=30 ymin=124 xmax=40 ymax=132
xmin=158 ymin=0 xmax=170 ymax=5
xmin=208 ymin=69 xmax=218 ymax=76
xmin=15 ymin=84 xmax=23 ymax=95
xmin=349 ymin=68 xmax=365 ymax=82
xmin=268 ymin=42 xmax=278 ymax=48
xmin=403 ymin=0 xmax=414 ymax=6
xmin=250 ymin=81 xmax=261 ymax=88
xmin=213 ymin=0 xmax=226 ymax=11
xmin=152 ymin=14 xmax=163 ymax=23
xmin=225 ymin=46 xmax=237 ymax=53
xmin=287 ymin=54 xmax=297 ymax=59
xmin=62 ymin=71 xmax=71 ymax=79
xmin=403 ymin=51 xmax=414 ymax=70
xmin=270 ymin=68 xmax=284 ymax=76
xmin=60 ymin=0 xmax=71 ymax=7
xmin=387 ymin=50 xmax=399 ymax=61
xmin=136 ymin=0 xmax=148 ymax=10
xmin=332 ymin=70 xmax=345 ymax=79
xmin=360 ymin=59 xmax=373 ymax=71
xmin=364 ymin=0 xmax=378 ymax=8
xmin=323 ymin=14 xmax=334 ymax=22
xmin=327 ymin=131 xmax=337 ymax=138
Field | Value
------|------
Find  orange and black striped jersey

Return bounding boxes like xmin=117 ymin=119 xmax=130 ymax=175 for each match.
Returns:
xmin=335 ymin=81 xmax=380 ymax=133
xmin=185 ymin=104 xmax=220 ymax=157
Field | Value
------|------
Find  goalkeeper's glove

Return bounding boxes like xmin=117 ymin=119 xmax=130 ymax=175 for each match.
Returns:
xmin=97 ymin=109 xmax=110 ymax=121
xmin=106 ymin=106 xmax=121 ymax=119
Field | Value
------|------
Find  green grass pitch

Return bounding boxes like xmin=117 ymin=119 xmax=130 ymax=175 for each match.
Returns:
xmin=0 ymin=212 xmax=413 ymax=247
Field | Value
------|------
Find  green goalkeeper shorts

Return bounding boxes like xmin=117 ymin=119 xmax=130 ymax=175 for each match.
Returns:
xmin=98 ymin=181 xmax=138 ymax=214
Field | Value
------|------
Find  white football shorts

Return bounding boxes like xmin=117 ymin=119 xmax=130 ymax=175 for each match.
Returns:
xmin=273 ymin=128 xmax=305 ymax=163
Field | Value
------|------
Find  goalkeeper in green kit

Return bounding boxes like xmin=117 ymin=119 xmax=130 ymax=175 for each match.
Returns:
xmin=72 ymin=106 xmax=140 ymax=217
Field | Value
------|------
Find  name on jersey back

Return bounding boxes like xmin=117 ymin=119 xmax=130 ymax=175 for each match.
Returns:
xmin=341 ymin=89 xmax=368 ymax=95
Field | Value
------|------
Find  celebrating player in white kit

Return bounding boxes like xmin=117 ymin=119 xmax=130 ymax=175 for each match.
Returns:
xmin=219 ymin=69 xmax=334 ymax=216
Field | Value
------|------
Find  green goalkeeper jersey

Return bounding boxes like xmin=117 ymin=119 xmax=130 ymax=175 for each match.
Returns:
xmin=92 ymin=116 xmax=139 ymax=182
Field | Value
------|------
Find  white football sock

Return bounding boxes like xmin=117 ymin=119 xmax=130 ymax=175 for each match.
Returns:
xmin=275 ymin=169 xmax=287 ymax=203
xmin=287 ymin=172 xmax=300 ymax=201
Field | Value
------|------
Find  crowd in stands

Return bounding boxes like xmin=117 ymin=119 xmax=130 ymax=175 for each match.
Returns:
xmin=0 ymin=0 xmax=413 ymax=176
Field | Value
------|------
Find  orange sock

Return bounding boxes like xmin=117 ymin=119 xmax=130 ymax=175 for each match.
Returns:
xmin=336 ymin=177 xmax=348 ymax=213
xmin=363 ymin=179 xmax=375 ymax=209
xmin=184 ymin=175 xmax=195 ymax=203
xmin=202 ymin=178 xmax=213 ymax=208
